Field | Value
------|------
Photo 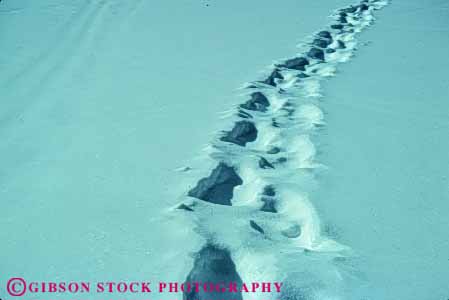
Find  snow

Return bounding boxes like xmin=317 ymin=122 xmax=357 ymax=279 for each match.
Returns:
xmin=1 ymin=0 xmax=448 ymax=300
xmin=0 ymin=0 xmax=353 ymax=288
xmin=314 ymin=1 xmax=449 ymax=299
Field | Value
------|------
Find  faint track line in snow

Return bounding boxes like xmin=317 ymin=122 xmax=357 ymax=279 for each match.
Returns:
xmin=0 ymin=1 xmax=92 ymax=89
xmin=0 ymin=0 xmax=111 ymax=131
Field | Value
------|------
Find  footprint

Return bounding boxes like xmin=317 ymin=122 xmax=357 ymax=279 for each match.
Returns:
xmin=312 ymin=38 xmax=332 ymax=48
xmin=220 ymin=120 xmax=258 ymax=146
xmin=263 ymin=185 xmax=276 ymax=196
xmin=188 ymin=162 xmax=243 ymax=205
xmin=184 ymin=244 xmax=243 ymax=300
xmin=308 ymin=47 xmax=325 ymax=61
xmin=278 ymin=57 xmax=310 ymax=71
xmin=261 ymin=69 xmax=284 ymax=86
xmin=317 ymin=30 xmax=333 ymax=40
xmin=240 ymin=92 xmax=270 ymax=112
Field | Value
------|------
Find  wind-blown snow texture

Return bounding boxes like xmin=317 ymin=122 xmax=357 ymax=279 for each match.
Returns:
xmin=177 ymin=1 xmax=389 ymax=299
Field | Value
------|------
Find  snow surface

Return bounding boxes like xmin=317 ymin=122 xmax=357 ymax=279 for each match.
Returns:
xmin=1 ymin=0 xmax=448 ymax=300
xmin=314 ymin=1 xmax=449 ymax=299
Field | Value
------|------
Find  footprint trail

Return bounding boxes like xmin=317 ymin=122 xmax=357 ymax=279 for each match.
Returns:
xmin=174 ymin=1 xmax=389 ymax=299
